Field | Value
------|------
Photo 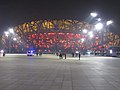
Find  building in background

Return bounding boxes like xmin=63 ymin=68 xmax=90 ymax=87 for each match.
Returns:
xmin=1 ymin=19 xmax=120 ymax=53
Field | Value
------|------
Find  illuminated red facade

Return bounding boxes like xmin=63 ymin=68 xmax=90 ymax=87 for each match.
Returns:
xmin=2 ymin=20 xmax=120 ymax=53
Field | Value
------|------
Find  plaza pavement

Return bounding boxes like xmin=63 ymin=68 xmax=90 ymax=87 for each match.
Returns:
xmin=0 ymin=54 xmax=120 ymax=90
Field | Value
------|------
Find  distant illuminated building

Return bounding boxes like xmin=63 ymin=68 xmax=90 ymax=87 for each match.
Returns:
xmin=1 ymin=19 xmax=120 ymax=53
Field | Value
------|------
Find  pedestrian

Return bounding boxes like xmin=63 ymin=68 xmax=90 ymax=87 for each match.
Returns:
xmin=79 ymin=52 xmax=81 ymax=60
xmin=39 ymin=52 xmax=42 ymax=56
xmin=72 ymin=53 xmax=74 ymax=57
xmin=3 ymin=52 xmax=5 ymax=56
xmin=64 ymin=53 xmax=66 ymax=59
xmin=36 ymin=52 xmax=38 ymax=56
xmin=59 ymin=53 xmax=62 ymax=59
xmin=56 ymin=52 xmax=58 ymax=56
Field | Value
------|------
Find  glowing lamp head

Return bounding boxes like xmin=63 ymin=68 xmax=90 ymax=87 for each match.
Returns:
xmin=13 ymin=38 xmax=17 ymax=41
xmin=106 ymin=20 xmax=113 ymax=26
xmin=0 ymin=50 xmax=4 ymax=53
xmin=4 ymin=31 xmax=9 ymax=37
xmin=83 ymin=29 xmax=88 ymax=34
xmin=9 ymin=28 xmax=14 ymax=34
xmin=95 ymin=23 xmax=103 ymax=30
xmin=90 ymin=12 xmax=98 ymax=17
xmin=97 ymin=18 xmax=101 ymax=21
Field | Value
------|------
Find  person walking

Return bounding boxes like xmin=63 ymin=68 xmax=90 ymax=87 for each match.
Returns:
xmin=79 ymin=52 xmax=81 ymax=60
xmin=64 ymin=53 xmax=66 ymax=59
xmin=3 ymin=52 xmax=5 ymax=56
xmin=59 ymin=53 xmax=62 ymax=59
xmin=36 ymin=52 xmax=38 ymax=56
xmin=72 ymin=53 xmax=74 ymax=57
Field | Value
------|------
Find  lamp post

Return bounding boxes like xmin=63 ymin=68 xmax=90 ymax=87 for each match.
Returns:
xmin=89 ymin=12 xmax=114 ymax=55
xmin=94 ymin=21 xmax=113 ymax=55
xmin=82 ymin=29 xmax=94 ymax=54
xmin=95 ymin=22 xmax=104 ymax=55
xmin=4 ymin=28 xmax=15 ymax=53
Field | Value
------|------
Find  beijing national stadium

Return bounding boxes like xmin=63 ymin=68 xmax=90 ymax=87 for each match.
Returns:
xmin=1 ymin=19 xmax=120 ymax=53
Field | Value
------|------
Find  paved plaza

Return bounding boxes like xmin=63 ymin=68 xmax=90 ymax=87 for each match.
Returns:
xmin=0 ymin=54 xmax=120 ymax=90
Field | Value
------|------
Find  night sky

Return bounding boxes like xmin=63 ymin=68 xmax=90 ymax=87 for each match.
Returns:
xmin=0 ymin=0 xmax=120 ymax=34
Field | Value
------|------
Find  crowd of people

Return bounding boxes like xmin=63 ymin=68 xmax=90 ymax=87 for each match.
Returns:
xmin=56 ymin=52 xmax=81 ymax=60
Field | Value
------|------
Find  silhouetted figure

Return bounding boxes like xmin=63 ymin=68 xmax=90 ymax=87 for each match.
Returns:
xmin=3 ymin=52 xmax=5 ymax=56
xmin=59 ymin=53 xmax=63 ymax=59
xmin=36 ymin=52 xmax=38 ymax=56
xmin=64 ymin=53 xmax=66 ymax=59
xmin=72 ymin=53 xmax=74 ymax=57
xmin=56 ymin=52 xmax=58 ymax=56
xmin=79 ymin=52 xmax=81 ymax=60
xmin=95 ymin=52 xmax=97 ymax=56
xmin=39 ymin=52 xmax=42 ymax=56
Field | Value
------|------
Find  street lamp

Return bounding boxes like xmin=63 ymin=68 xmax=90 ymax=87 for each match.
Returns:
xmin=4 ymin=31 xmax=9 ymax=37
xmin=82 ymin=28 xmax=94 ymax=54
xmin=90 ymin=12 xmax=98 ymax=17
xmin=97 ymin=18 xmax=101 ymax=21
xmin=94 ymin=20 xmax=113 ymax=55
xmin=95 ymin=22 xmax=103 ymax=30
xmin=106 ymin=20 xmax=113 ymax=26
xmin=89 ymin=12 xmax=114 ymax=55
xmin=83 ymin=29 xmax=88 ymax=34
xmin=13 ymin=38 xmax=17 ymax=41
xmin=9 ymin=28 xmax=14 ymax=34
xmin=4 ymin=28 xmax=15 ymax=53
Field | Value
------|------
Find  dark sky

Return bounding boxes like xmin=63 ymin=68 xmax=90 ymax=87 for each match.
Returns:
xmin=0 ymin=0 xmax=120 ymax=34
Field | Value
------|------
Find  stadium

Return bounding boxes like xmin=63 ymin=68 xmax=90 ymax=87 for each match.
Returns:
xmin=1 ymin=19 xmax=120 ymax=53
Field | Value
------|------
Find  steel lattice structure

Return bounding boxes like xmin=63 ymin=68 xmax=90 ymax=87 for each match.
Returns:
xmin=1 ymin=19 xmax=120 ymax=53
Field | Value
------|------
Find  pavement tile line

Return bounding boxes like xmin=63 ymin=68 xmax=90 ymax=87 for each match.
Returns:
xmin=0 ymin=54 xmax=120 ymax=90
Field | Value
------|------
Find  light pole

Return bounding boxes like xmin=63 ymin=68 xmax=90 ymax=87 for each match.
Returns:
xmin=4 ymin=28 xmax=15 ymax=53
xmin=82 ymin=29 xmax=94 ymax=54
xmin=95 ymin=22 xmax=104 ymax=54
xmin=94 ymin=20 xmax=113 ymax=55
xmin=90 ymin=12 xmax=113 ymax=53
